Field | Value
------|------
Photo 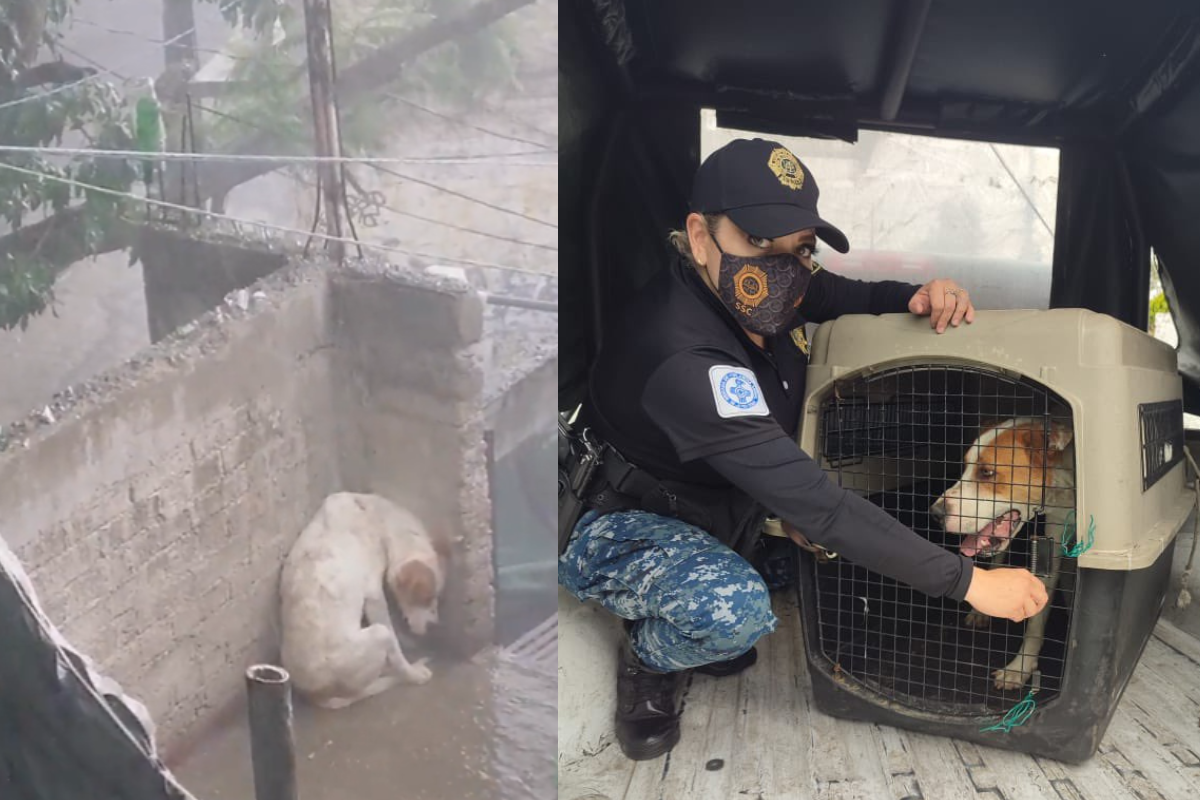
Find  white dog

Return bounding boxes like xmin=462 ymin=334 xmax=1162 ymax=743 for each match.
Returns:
xmin=931 ymin=417 xmax=1074 ymax=692
xmin=279 ymin=492 xmax=451 ymax=709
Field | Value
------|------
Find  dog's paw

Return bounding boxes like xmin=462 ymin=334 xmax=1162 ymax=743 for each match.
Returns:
xmin=964 ymin=610 xmax=991 ymax=629
xmin=404 ymin=658 xmax=433 ymax=685
xmin=992 ymin=664 xmax=1033 ymax=692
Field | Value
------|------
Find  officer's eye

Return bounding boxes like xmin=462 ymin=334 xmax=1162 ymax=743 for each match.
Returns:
xmin=748 ymin=235 xmax=771 ymax=249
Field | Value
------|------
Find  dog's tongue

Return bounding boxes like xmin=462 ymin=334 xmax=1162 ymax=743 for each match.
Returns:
xmin=960 ymin=529 xmax=991 ymax=558
xmin=960 ymin=511 xmax=1018 ymax=558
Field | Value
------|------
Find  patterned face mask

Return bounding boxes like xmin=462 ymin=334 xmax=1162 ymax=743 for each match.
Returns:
xmin=712 ymin=238 xmax=814 ymax=336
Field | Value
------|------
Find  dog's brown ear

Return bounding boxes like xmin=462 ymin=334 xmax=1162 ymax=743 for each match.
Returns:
xmin=393 ymin=561 xmax=436 ymax=606
xmin=1018 ymin=421 xmax=1073 ymax=471
xmin=1047 ymin=420 xmax=1073 ymax=452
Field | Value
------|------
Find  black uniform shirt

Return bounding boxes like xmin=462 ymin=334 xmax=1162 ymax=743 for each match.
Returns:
xmin=585 ymin=255 xmax=976 ymax=602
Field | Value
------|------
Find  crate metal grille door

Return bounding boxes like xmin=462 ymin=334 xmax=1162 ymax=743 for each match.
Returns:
xmin=812 ymin=365 xmax=1077 ymax=717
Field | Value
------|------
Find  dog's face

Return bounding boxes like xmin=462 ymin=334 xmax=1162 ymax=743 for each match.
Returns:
xmin=387 ymin=538 xmax=451 ymax=636
xmin=931 ymin=419 xmax=1073 ymax=559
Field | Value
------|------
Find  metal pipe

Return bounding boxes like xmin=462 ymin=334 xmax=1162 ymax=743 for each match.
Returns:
xmin=245 ymin=664 xmax=298 ymax=800
xmin=485 ymin=293 xmax=557 ymax=312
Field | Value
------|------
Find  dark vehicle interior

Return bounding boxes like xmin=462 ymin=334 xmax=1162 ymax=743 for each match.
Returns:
xmin=560 ymin=0 xmax=1200 ymax=415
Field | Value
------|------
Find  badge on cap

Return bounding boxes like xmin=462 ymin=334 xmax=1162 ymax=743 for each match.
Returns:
xmin=709 ymin=365 xmax=771 ymax=419
xmin=768 ymin=146 xmax=805 ymax=191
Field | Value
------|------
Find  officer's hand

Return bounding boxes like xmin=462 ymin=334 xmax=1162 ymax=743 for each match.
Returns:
xmin=963 ymin=566 xmax=1048 ymax=623
xmin=908 ymin=278 xmax=975 ymax=333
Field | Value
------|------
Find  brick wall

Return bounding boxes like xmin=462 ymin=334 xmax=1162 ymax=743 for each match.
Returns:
xmin=0 ymin=251 xmax=491 ymax=758
xmin=0 ymin=264 xmax=335 ymax=754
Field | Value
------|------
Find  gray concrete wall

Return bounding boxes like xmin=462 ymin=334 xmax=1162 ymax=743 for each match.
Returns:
xmin=138 ymin=226 xmax=289 ymax=343
xmin=330 ymin=266 xmax=494 ymax=656
xmin=0 ymin=241 xmax=494 ymax=759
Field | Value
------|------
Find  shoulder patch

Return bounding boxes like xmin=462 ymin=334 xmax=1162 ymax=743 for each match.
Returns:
xmin=708 ymin=365 xmax=771 ymax=419
xmin=789 ymin=326 xmax=810 ymax=355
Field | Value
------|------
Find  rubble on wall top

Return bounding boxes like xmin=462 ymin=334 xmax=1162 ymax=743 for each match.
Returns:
xmin=2 ymin=222 xmax=556 ymax=454
xmin=0 ymin=255 xmax=324 ymax=455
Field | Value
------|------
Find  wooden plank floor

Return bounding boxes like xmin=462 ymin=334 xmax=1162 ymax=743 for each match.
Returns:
xmin=559 ymin=594 xmax=1200 ymax=800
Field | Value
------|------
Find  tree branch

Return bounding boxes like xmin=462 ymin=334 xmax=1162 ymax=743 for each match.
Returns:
xmin=196 ymin=0 xmax=534 ymax=202
xmin=13 ymin=61 xmax=97 ymax=89
xmin=0 ymin=0 xmax=534 ymax=270
xmin=0 ymin=207 xmax=132 ymax=280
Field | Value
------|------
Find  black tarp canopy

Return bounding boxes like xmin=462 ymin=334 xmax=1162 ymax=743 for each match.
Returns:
xmin=0 ymin=538 xmax=195 ymax=799
xmin=560 ymin=0 xmax=1200 ymax=413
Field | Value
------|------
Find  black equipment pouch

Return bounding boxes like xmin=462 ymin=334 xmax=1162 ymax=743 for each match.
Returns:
xmin=559 ymin=411 xmax=605 ymax=556
xmin=593 ymin=442 xmax=768 ymax=556
xmin=559 ymin=416 xmax=769 ymax=558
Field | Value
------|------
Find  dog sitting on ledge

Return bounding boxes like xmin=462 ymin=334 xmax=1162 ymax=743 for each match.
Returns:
xmin=931 ymin=416 xmax=1075 ymax=692
xmin=280 ymin=492 xmax=451 ymax=710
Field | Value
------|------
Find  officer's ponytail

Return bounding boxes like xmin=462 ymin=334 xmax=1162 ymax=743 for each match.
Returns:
xmin=666 ymin=213 xmax=723 ymax=269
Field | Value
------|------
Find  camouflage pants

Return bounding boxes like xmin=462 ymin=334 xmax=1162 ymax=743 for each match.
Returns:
xmin=559 ymin=509 xmax=778 ymax=672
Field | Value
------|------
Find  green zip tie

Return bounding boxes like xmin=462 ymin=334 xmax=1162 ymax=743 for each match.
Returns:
xmin=1060 ymin=510 xmax=1095 ymax=557
xmin=981 ymin=689 xmax=1038 ymax=733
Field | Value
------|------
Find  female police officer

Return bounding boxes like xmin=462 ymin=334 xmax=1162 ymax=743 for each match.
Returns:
xmin=560 ymin=137 xmax=1049 ymax=761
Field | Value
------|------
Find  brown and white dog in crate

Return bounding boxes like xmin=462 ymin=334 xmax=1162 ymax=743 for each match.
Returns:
xmin=280 ymin=492 xmax=451 ymax=709
xmin=930 ymin=416 xmax=1075 ymax=692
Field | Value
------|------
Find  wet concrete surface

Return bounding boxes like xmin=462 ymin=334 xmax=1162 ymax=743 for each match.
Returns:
xmin=170 ymin=577 xmax=556 ymax=800
xmin=172 ymin=655 xmax=498 ymax=800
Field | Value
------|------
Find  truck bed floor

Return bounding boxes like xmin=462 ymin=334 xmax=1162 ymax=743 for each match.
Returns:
xmin=560 ymin=593 xmax=1200 ymax=800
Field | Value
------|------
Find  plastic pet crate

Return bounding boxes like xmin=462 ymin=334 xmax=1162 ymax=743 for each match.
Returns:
xmin=794 ymin=309 xmax=1192 ymax=763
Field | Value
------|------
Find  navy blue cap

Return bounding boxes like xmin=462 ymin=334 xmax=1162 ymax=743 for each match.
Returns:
xmin=689 ymin=138 xmax=850 ymax=253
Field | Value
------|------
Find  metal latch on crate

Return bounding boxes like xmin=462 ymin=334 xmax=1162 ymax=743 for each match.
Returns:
xmin=1034 ymin=535 xmax=1056 ymax=574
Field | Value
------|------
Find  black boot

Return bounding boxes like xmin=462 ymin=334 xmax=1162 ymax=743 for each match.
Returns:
xmin=615 ymin=636 xmax=686 ymax=761
xmin=694 ymin=646 xmax=758 ymax=677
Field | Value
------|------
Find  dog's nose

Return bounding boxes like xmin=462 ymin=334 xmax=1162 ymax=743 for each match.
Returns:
xmin=930 ymin=500 xmax=947 ymax=522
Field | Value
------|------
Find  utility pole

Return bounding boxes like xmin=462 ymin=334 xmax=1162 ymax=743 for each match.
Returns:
xmin=162 ymin=0 xmax=198 ymax=70
xmin=303 ymin=0 xmax=347 ymax=260
xmin=161 ymin=0 xmax=203 ymax=209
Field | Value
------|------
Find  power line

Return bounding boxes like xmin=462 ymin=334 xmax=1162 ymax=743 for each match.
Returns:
xmin=196 ymin=102 xmax=557 ymax=252
xmin=339 ymin=165 xmax=557 ymax=251
xmin=69 ymin=16 xmax=261 ymax=64
xmin=370 ymin=162 xmax=556 ymax=230
xmin=475 ymin=97 xmax=556 ymax=142
xmin=187 ymin=87 xmax=558 ymax=236
xmin=67 ymin=19 xmax=560 ymax=158
xmin=0 ymin=160 xmax=552 ymax=276
xmin=0 ymin=143 xmax=554 ymax=166
xmin=370 ymin=197 xmax=557 ymax=252
xmin=387 ymin=93 xmax=554 ymax=152
xmin=54 ymin=43 xmax=130 ymax=81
